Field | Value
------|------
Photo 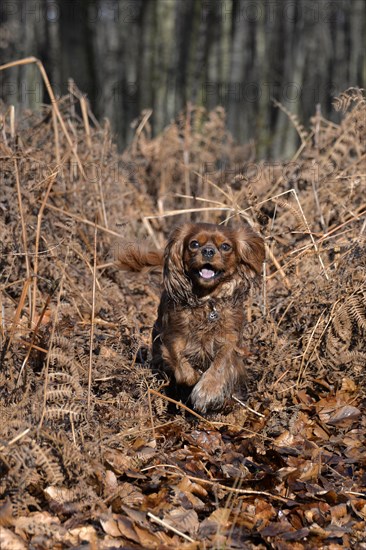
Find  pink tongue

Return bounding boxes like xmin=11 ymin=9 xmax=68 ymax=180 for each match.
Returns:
xmin=200 ymin=268 xmax=215 ymax=279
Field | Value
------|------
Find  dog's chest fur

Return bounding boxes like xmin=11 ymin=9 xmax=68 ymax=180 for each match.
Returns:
xmin=154 ymin=288 xmax=246 ymax=372
xmin=183 ymin=303 xmax=244 ymax=370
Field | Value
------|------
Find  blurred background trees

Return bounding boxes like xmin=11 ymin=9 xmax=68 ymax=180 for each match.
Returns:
xmin=0 ymin=0 xmax=365 ymax=158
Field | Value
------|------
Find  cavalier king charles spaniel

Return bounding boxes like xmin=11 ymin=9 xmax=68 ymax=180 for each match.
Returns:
xmin=118 ymin=222 xmax=265 ymax=413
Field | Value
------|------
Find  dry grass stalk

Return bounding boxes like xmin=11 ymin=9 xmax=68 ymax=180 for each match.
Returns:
xmin=0 ymin=428 xmax=31 ymax=452
xmin=6 ymin=277 xmax=32 ymax=354
xmin=144 ymin=464 xmax=290 ymax=503
xmin=147 ymin=512 xmax=196 ymax=543
xmin=148 ymin=388 xmax=217 ymax=428
xmin=32 ymin=172 xmax=58 ymax=322
xmin=80 ymin=95 xmax=92 ymax=150
xmin=9 ymin=105 xmax=15 ymax=138
xmin=296 ymin=308 xmax=327 ymax=388
xmin=13 ymin=158 xmax=32 ymax=318
xmin=232 ymin=396 xmax=265 ymax=418
xmin=87 ymin=224 xmax=98 ymax=416
xmin=265 ymin=244 xmax=291 ymax=289
xmin=145 ymin=206 xmax=232 ymax=219
xmin=43 ymin=202 xmax=125 ymax=238
xmin=52 ymin=108 xmax=61 ymax=169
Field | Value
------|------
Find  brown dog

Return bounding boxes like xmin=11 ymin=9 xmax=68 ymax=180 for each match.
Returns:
xmin=118 ymin=222 xmax=264 ymax=413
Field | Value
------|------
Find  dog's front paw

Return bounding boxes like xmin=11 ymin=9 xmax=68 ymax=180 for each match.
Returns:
xmin=190 ymin=371 xmax=226 ymax=413
xmin=174 ymin=362 xmax=201 ymax=387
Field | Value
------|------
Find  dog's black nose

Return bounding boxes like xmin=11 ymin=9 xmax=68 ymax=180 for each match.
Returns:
xmin=201 ymin=246 xmax=215 ymax=259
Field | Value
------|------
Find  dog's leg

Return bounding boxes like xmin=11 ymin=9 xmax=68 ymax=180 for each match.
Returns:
xmin=190 ymin=345 xmax=241 ymax=412
xmin=161 ymin=339 xmax=200 ymax=387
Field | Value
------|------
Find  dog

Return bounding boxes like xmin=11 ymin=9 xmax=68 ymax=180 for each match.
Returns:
xmin=118 ymin=222 xmax=265 ymax=413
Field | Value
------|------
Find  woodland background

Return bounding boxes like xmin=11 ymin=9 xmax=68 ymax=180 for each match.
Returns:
xmin=0 ymin=0 xmax=365 ymax=158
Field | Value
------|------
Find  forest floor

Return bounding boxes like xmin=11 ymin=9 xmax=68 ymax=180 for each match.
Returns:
xmin=0 ymin=84 xmax=366 ymax=549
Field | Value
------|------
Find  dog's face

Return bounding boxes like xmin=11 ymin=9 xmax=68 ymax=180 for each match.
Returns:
xmin=182 ymin=225 xmax=240 ymax=290
xmin=164 ymin=222 xmax=265 ymax=302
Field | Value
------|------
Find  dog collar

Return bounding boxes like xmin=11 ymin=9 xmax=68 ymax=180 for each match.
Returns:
xmin=208 ymin=302 xmax=220 ymax=322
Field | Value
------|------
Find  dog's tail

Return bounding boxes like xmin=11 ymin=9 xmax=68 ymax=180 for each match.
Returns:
xmin=117 ymin=243 xmax=164 ymax=272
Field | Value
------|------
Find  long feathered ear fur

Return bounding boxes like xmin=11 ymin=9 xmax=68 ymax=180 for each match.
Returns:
xmin=117 ymin=243 xmax=163 ymax=272
xmin=235 ymin=225 xmax=265 ymax=281
xmin=163 ymin=224 xmax=193 ymax=303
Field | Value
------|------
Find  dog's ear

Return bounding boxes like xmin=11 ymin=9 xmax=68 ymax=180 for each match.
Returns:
xmin=235 ymin=225 xmax=265 ymax=280
xmin=164 ymin=224 xmax=193 ymax=302
xmin=117 ymin=244 xmax=163 ymax=272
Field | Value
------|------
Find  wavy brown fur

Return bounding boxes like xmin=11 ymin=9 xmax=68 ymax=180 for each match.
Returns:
xmin=117 ymin=244 xmax=163 ymax=272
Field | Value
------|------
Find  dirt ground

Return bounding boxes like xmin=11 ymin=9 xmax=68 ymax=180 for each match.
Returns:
xmin=0 ymin=84 xmax=366 ymax=549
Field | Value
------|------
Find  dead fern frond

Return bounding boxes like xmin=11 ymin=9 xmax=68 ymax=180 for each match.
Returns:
xmin=48 ymin=372 xmax=79 ymax=385
xmin=272 ymin=99 xmax=309 ymax=144
xmin=29 ymin=441 xmax=64 ymax=484
xmin=49 ymin=348 xmax=77 ymax=370
xmin=44 ymin=404 xmax=85 ymax=422
xmin=333 ymin=87 xmax=365 ymax=113
xmin=332 ymin=304 xmax=352 ymax=342
xmin=45 ymin=388 xmax=73 ymax=402
xmin=347 ymin=294 xmax=366 ymax=331
xmin=272 ymin=198 xmax=307 ymax=232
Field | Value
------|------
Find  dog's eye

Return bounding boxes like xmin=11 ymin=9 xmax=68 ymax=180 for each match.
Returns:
xmin=220 ymin=242 xmax=232 ymax=251
xmin=189 ymin=240 xmax=200 ymax=250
